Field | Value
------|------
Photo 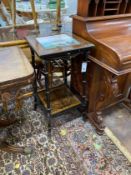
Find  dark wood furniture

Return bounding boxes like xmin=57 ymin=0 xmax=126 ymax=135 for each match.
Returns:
xmin=71 ymin=1 xmax=131 ymax=133
xmin=0 ymin=46 xmax=35 ymax=153
xmin=77 ymin=0 xmax=131 ymax=17
xmin=26 ymin=33 xmax=94 ymax=136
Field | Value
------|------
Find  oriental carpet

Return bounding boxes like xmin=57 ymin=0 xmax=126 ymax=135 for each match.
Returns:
xmin=0 ymin=97 xmax=130 ymax=175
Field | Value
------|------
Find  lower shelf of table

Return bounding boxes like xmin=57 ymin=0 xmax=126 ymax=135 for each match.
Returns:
xmin=38 ymin=85 xmax=81 ymax=115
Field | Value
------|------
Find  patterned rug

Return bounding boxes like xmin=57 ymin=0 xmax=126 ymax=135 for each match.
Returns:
xmin=0 ymin=97 xmax=131 ymax=175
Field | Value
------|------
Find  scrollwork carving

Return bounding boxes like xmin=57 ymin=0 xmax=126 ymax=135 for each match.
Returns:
xmin=111 ymin=75 xmax=119 ymax=97
xmin=1 ymin=92 xmax=12 ymax=112
xmin=88 ymin=111 xmax=105 ymax=135
xmin=0 ymin=89 xmax=23 ymax=112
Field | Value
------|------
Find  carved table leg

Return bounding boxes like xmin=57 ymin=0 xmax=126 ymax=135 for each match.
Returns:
xmin=87 ymin=64 xmax=105 ymax=134
xmin=88 ymin=111 xmax=105 ymax=135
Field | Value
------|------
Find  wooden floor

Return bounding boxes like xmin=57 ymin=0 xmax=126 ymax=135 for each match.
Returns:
xmin=104 ymin=104 xmax=131 ymax=162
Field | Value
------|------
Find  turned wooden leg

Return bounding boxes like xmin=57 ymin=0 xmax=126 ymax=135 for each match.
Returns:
xmin=30 ymin=0 xmax=39 ymax=31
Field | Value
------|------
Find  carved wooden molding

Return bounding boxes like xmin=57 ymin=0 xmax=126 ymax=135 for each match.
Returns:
xmin=0 ymin=88 xmax=22 ymax=112
xmin=111 ymin=75 xmax=119 ymax=97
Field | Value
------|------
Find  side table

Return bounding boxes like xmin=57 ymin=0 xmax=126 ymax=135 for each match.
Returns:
xmin=26 ymin=33 xmax=94 ymax=136
xmin=0 ymin=46 xmax=35 ymax=153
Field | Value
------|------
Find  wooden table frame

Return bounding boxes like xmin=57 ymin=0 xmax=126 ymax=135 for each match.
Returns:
xmin=0 ymin=46 xmax=36 ymax=154
xmin=26 ymin=34 xmax=94 ymax=137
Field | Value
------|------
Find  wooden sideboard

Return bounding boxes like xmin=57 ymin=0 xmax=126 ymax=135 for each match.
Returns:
xmin=72 ymin=0 xmax=131 ymax=133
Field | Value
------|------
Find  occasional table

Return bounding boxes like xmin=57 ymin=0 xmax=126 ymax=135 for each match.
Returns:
xmin=0 ymin=46 xmax=35 ymax=153
xmin=26 ymin=33 xmax=94 ymax=135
